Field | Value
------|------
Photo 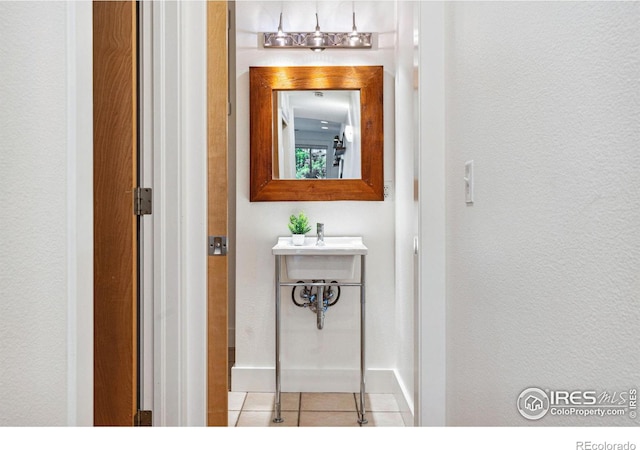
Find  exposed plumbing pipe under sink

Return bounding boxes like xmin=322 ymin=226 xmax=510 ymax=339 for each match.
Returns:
xmin=291 ymin=280 xmax=341 ymax=329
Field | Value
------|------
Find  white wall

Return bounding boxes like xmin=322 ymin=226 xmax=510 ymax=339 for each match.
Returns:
xmin=417 ymin=1 xmax=447 ymax=427
xmin=394 ymin=0 xmax=419 ymax=424
xmin=444 ymin=2 xmax=640 ymax=426
xmin=232 ymin=1 xmax=398 ymax=393
xmin=0 ymin=2 xmax=93 ymax=426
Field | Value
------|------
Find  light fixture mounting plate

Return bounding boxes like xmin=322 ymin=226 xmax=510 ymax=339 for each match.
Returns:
xmin=262 ymin=31 xmax=373 ymax=50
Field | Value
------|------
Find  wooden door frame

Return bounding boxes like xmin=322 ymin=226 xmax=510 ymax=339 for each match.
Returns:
xmin=207 ymin=0 xmax=229 ymax=426
xmin=93 ymin=0 xmax=138 ymax=426
xmin=93 ymin=0 xmax=229 ymax=426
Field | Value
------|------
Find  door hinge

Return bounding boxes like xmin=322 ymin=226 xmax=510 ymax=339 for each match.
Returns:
xmin=134 ymin=410 xmax=152 ymax=426
xmin=134 ymin=187 xmax=152 ymax=215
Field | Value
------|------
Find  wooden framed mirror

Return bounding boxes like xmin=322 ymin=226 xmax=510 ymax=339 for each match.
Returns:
xmin=250 ymin=66 xmax=384 ymax=201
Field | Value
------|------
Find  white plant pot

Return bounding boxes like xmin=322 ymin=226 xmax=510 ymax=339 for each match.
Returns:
xmin=291 ymin=234 xmax=305 ymax=246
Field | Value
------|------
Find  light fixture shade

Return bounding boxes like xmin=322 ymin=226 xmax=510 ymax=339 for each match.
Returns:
xmin=349 ymin=12 xmax=361 ymax=44
xmin=276 ymin=12 xmax=285 ymax=43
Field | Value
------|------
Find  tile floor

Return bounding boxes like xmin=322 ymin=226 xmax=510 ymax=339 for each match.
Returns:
xmin=228 ymin=348 xmax=403 ymax=427
xmin=228 ymin=392 xmax=405 ymax=427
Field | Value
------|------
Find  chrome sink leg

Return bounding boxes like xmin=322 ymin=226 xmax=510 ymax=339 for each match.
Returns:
xmin=358 ymin=254 xmax=368 ymax=425
xmin=274 ymin=255 xmax=283 ymax=423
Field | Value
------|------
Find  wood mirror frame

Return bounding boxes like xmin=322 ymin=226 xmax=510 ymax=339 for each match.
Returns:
xmin=250 ymin=65 xmax=384 ymax=201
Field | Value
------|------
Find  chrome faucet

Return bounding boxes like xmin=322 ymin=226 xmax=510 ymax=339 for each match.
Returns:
xmin=316 ymin=223 xmax=325 ymax=246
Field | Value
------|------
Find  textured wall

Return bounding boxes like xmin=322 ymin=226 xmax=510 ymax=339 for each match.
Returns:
xmin=0 ymin=2 xmax=69 ymax=425
xmin=445 ymin=2 xmax=640 ymax=425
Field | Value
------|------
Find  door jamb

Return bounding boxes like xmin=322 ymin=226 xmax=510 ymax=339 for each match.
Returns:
xmin=138 ymin=0 xmax=154 ymax=416
xmin=67 ymin=0 xmax=94 ymax=426
xmin=142 ymin=0 xmax=210 ymax=425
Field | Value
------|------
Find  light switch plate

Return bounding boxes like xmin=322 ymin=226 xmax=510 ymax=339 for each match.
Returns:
xmin=464 ymin=160 xmax=474 ymax=204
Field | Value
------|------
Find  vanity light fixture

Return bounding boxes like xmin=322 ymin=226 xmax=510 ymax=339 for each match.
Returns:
xmin=262 ymin=12 xmax=373 ymax=51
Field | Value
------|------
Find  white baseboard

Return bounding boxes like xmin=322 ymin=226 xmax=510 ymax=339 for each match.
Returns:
xmin=231 ymin=366 xmax=415 ymax=426
xmin=390 ymin=369 xmax=415 ymax=427
xmin=231 ymin=366 xmax=393 ymax=393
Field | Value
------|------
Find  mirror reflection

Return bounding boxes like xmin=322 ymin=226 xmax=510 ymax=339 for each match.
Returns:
xmin=273 ymin=90 xmax=361 ymax=180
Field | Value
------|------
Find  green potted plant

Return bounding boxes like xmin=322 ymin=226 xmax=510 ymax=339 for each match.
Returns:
xmin=288 ymin=212 xmax=311 ymax=245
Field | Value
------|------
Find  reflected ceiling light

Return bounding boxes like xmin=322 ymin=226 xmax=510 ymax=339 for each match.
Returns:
xmin=262 ymin=12 xmax=373 ymax=51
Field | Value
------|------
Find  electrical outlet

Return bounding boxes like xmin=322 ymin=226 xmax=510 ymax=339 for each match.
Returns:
xmin=384 ymin=181 xmax=393 ymax=200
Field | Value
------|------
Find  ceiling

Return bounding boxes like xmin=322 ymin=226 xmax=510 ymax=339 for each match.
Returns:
xmin=285 ymin=90 xmax=354 ymax=135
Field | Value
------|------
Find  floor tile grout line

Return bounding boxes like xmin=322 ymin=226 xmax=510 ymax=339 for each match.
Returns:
xmin=236 ymin=392 xmax=247 ymax=426
xmin=233 ymin=392 xmax=406 ymax=427
xmin=298 ymin=409 xmax=358 ymax=412
xmin=297 ymin=392 xmax=301 ymax=426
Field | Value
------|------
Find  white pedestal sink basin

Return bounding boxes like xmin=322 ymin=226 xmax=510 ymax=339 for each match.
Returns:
xmin=272 ymin=236 xmax=367 ymax=281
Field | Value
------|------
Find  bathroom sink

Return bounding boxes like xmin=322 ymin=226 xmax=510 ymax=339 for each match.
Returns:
xmin=272 ymin=236 xmax=367 ymax=281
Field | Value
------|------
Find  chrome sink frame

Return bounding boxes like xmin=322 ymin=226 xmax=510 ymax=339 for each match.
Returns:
xmin=273 ymin=254 xmax=368 ymax=425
